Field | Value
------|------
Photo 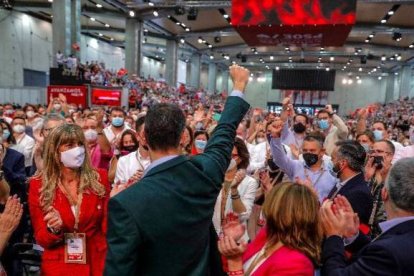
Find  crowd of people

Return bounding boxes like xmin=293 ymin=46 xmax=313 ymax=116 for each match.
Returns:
xmin=0 ymin=64 xmax=413 ymax=275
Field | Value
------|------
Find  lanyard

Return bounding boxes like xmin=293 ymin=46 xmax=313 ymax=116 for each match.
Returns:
xmin=58 ymin=181 xmax=83 ymax=233
xmin=304 ymin=167 xmax=325 ymax=187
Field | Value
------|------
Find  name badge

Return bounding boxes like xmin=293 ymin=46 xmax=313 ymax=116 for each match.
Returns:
xmin=64 ymin=233 xmax=87 ymax=264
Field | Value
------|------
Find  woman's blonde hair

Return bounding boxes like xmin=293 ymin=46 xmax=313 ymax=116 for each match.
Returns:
xmin=38 ymin=124 xmax=105 ymax=211
xmin=262 ymin=182 xmax=322 ymax=264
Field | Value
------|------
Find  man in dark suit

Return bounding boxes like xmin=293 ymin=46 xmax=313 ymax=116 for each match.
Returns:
xmin=320 ymin=157 xmax=414 ymax=275
xmin=328 ymin=140 xmax=373 ymax=228
xmin=104 ymin=65 xmax=251 ymax=275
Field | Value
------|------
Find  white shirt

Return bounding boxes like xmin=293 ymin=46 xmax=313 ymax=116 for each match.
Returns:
xmin=114 ymin=150 xmax=151 ymax=184
xmin=103 ymin=125 xmax=131 ymax=144
xmin=213 ymin=175 xmax=259 ymax=241
xmin=11 ymin=134 xmax=35 ymax=167
xmin=247 ymin=141 xmax=293 ymax=174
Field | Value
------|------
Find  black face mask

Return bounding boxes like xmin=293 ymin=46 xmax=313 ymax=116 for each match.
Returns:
xmin=123 ymin=145 xmax=138 ymax=153
xmin=293 ymin=123 xmax=306 ymax=133
xmin=303 ymin=153 xmax=319 ymax=167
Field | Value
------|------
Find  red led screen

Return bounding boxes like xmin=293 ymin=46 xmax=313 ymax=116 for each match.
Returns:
xmin=232 ymin=0 xmax=357 ymax=47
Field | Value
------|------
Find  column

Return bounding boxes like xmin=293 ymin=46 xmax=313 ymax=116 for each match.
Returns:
xmin=399 ymin=66 xmax=412 ymax=99
xmin=165 ymin=39 xmax=178 ymax=87
xmin=190 ymin=54 xmax=201 ymax=88
xmin=385 ymin=74 xmax=395 ymax=103
xmin=125 ymin=18 xmax=143 ymax=76
xmin=52 ymin=0 xmax=72 ymax=65
xmin=71 ymin=0 xmax=81 ymax=59
xmin=222 ymin=70 xmax=229 ymax=94
xmin=208 ymin=62 xmax=217 ymax=94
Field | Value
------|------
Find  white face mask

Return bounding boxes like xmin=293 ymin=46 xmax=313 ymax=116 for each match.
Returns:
xmin=256 ymin=138 xmax=266 ymax=144
xmin=54 ymin=103 xmax=62 ymax=110
xmin=84 ymin=129 xmax=98 ymax=141
xmin=60 ymin=146 xmax=85 ymax=169
xmin=13 ymin=124 xmax=25 ymax=134
xmin=26 ymin=111 xmax=36 ymax=118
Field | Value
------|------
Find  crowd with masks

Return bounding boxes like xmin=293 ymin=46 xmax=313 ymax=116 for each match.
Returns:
xmin=0 ymin=65 xmax=414 ymax=276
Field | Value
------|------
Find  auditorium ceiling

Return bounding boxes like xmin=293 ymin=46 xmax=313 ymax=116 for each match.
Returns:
xmin=10 ymin=0 xmax=414 ymax=75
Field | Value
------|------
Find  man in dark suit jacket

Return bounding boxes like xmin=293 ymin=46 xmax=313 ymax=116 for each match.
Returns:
xmin=104 ymin=65 xmax=251 ymax=276
xmin=320 ymin=157 xmax=414 ymax=275
xmin=328 ymin=140 xmax=373 ymax=226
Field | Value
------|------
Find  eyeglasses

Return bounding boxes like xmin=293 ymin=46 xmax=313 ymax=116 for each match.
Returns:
xmin=369 ymin=149 xmax=391 ymax=155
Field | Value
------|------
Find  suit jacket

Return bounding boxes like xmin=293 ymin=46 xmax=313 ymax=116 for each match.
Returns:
xmin=104 ymin=96 xmax=250 ymax=276
xmin=28 ymin=169 xmax=110 ymax=276
xmin=322 ymin=220 xmax=414 ymax=276
xmin=3 ymin=148 xmax=26 ymax=197
xmin=336 ymin=173 xmax=373 ymax=225
xmin=242 ymin=229 xmax=314 ymax=276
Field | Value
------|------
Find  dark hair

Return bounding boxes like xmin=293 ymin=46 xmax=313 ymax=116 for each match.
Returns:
xmin=373 ymin=121 xmax=388 ymax=130
xmin=120 ymin=129 xmax=138 ymax=151
xmin=136 ymin=116 xmax=146 ymax=132
xmin=317 ymin=110 xmax=331 ymax=118
xmin=335 ymin=140 xmax=366 ymax=172
xmin=194 ymin=130 xmax=209 ymax=141
xmin=11 ymin=116 xmax=26 ymax=125
xmin=356 ymin=130 xmax=375 ymax=143
xmin=234 ymin=137 xmax=250 ymax=170
xmin=304 ymin=132 xmax=325 ymax=148
xmin=0 ymin=120 xmax=16 ymax=145
xmin=110 ymin=106 xmax=126 ymax=116
xmin=23 ymin=104 xmax=37 ymax=113
xmin=144 ymin=103 xmax=186 ymax=151
xmin=376 ymin=140 xmax=396 ymax=155
xmin=294 ymin=114 xmax=309 ymax=124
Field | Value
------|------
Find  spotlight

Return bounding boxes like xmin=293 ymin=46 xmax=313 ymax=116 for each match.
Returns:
xmin=381 ymin=19 xmax=387 ymax=24
xmin=388 ymin=10 xmax=394 ymax=15
xmin=198 ymin=37 xmax=203 ymax=44
xmin=180 ymin=38 xmax=185 ymax=44
xmin=381 ymin=55 xmax=386 ymax=61
xmin=369 ymin=33 xmax=374 ymax=38
xmin=410 ymin=44 xmax=414 ymax=48
xmin=129 ymin=11 xmax=135 ymax=17
xmin=96 ymin=4 xmax=102 ymax=8
xmin=392 ymin=32 xmax=402 ymax=41
xmin=153 ymin=10 xmax=159 ymax=17
xmin=148 ymin=1 xmax=154 ymax=7
xmin=395 ymin=72 xmax=399 ymax=76
xmin=105 ymin=24 xmax=110 ymax=28
xmin=210 ymin=55 xmax=214 ymax=60
xmin=378 ymin=76 xmax=382 ymax=80
xmin=326 ymin=67 xmax=330 ymax=71
xmin=251 ymin=48 xmax=256 ymax=52
xmin=98 ymin=33 xmax=103 ymax=37
xmin=348 ymin=79 xmax=353 ymax=85
xmin=270 ymin=56 xmax=274 ymax=60
xmin=208 ymin=44 xmax=213 ymax=48
xmin=214 ymin=37 xmax=221 ymax=43
xmin=342 ymin=78 xmax=347 ymax=85
xmin=330 ymin=57 xmax=334 ymax=61
xmin=223 ymin=14 xmax=229 ymax=19
xmin=187 ymin=7 xmax=198 ymax=21
xmin=357 ymin=79 xmax=362 ymax=84
xmin=90 ymin=17 xmax=96 ymax=21
xmin=275 ymin=66 xmax=280 ymax=70
xmin=185 ymin=27 xmax=190 ymax=32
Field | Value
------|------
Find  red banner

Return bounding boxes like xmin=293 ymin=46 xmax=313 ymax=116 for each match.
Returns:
xmin=232 ymin=0 xmax=356 ymax=47
xmin=47 ymin=85 xmax=87 ymax=107
xmin=91 ymin=88 xmax=122 ymax=107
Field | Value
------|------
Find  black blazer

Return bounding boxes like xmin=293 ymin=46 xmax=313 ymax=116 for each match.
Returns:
xmin=322 ymin=219 xmax=414 ymax=275
xmin=104 ymin=96 xmax=250 ymax=276
xmin=336 ymin=173 xmax=373 ymax=225
xmin=3 ymin=148 xmax=26 ymax=197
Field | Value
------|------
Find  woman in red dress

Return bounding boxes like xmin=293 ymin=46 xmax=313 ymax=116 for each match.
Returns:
xmin=29 ymin=124 xmax=110 ymax=276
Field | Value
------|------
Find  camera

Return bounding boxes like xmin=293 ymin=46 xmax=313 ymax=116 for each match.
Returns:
xmin=373 ymin=156 xmax=384 ymax=170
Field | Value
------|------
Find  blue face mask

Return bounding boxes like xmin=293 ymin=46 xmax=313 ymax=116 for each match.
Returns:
xmin=112 ymin=117 xmax=124 ymax=127
xmin=318 ymin=119 xmax=329 ymax=130
xmin=373 ymin=130 xmax=383 ymax=141
xmin=361 ymin=143 xmax=370 ymax=153
xmin=212 ymin=113 xmax=221 ymax=122
xmin=195 ymin=139 xmax=207 ymax=151
xmin=2 ymin=130 xmax=10 ymax=140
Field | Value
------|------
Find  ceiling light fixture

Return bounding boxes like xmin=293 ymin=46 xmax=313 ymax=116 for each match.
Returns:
xmin=96 ymin=3 xmax=102 ymax=8
xmin=129 ymin=11 xmax=135 ymax=17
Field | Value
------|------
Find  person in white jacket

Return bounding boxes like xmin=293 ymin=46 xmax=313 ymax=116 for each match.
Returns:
xmin=213 ymin=138 xmax=258 ymax=241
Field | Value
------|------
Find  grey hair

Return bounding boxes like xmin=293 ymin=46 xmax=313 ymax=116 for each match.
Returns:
xmin=386 ymin=158 xmax=414 ymax=212
xmin=42 ymin=113 xmax=65 ymax=129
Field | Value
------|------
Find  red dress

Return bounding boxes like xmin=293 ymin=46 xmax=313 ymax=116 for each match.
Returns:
xmin=242 ymin=229 xmax=314 ymax=276
xmin=28 ymin=170 xmax=110 ymax=276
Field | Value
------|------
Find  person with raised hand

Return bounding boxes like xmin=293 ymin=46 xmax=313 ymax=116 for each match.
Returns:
xmin=105 ymin=65 xmax=251 ymax=276
xmin=321 ymin=158 xmax=414 ymax=275
xmin=0 ymin=196 xmax=23 ymax=256
xmin=219 ymin=182 xmax=322 ymax=276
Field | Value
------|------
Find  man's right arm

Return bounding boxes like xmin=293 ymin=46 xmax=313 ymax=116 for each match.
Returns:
xmin=270 ymin=138 xmax=296 ymax=179
xmin=104 ymin=198 xmax=141 ymax=276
